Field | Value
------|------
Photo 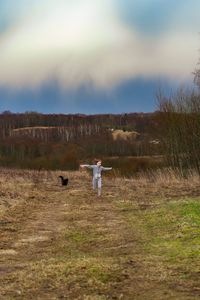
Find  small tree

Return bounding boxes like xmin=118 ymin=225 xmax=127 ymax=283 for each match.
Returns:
xmin=194 ymin=48 xmax=200 ymax=89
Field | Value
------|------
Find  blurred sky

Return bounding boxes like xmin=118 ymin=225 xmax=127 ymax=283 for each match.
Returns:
xmin=0 ymin=0 xmax=199 ymax=114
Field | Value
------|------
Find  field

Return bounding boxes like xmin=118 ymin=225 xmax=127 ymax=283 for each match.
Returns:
xmin=0 ymin=168 xmax=200 ymax=299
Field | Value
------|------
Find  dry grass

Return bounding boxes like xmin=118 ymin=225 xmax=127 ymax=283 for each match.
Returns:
xmin=0 ymin=168 xmax=200 ymax=299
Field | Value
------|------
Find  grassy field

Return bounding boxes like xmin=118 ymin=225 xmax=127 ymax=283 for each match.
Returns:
xmin=0 ymin=168 xmax=200 ymax=299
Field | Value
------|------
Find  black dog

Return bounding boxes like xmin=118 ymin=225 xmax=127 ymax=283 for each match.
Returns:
xmin=59 ymin=176 xmax=69 ymax=186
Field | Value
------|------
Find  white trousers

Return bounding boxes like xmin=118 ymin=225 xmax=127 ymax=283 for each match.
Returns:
xmin=92 ymin=177 xmax=102 ymax=196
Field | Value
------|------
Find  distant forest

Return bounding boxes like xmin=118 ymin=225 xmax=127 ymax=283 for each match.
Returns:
xmin=0 ymin=111 xmax=162 ymax=171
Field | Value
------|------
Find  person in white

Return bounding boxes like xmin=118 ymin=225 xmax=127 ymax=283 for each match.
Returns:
xmin=80 ymin=160 xmax=112 ymax=196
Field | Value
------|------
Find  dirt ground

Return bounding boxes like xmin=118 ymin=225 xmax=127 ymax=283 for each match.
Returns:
xmin=0 ymin=169 xmax=199 ymax=299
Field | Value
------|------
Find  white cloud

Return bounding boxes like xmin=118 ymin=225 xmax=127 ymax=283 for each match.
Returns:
xmin=0 ymin=0 xmax=198 ymax=90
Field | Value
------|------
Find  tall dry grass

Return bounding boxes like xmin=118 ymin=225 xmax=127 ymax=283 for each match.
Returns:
xmin=112 ymin=167 xmax=200 ymax=209
xmin=0 ymin=167 xmax=200 ymax=216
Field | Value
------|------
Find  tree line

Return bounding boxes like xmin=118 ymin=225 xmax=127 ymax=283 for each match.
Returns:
xmin=0 ymin=112 xmax=160 ymax=170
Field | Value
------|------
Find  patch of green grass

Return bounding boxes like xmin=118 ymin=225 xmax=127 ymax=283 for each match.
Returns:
xmin=66 ymin=230 xmax=89 ymax=243
xmin=179 ymin=201 xmax=200 ymax=225
xmin=64 ymin=228 xmax=107 ymax=247
xmin=87 ymin=265 xmax=113 ymax=284
xmin=151 ymin=200 xmax=200 ymax=259
xmin=119 ymin=198 xmax=200 ymax=276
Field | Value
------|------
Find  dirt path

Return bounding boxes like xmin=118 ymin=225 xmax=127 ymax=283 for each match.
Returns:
xmin=0 ymin=173 xmax=199 ymax=299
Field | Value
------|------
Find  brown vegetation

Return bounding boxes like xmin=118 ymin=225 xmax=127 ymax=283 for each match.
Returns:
xmin=0 ymin=168 xmax=199 ymax=299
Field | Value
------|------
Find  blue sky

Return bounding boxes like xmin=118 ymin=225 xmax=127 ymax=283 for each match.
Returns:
xmin=0 ymin=0 xmax=199 ymax=114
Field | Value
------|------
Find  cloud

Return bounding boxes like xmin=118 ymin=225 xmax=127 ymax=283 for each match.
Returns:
xmin=0 ymin=0 xmax=199 ymax=90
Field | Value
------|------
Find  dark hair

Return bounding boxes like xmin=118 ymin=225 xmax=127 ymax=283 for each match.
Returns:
xmin=94 ymin=158 xmax=102 ymax=164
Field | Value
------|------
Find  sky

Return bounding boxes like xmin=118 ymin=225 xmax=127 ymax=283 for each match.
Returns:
xmin=0 ymin=0 xmax=200 ymax=114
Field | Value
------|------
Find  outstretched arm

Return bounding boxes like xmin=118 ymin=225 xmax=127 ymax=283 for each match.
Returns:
xmin=101 ymin=167 xmax=112 ymax=171
xmin=80 ymin=164 xmax=94 ymax=169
